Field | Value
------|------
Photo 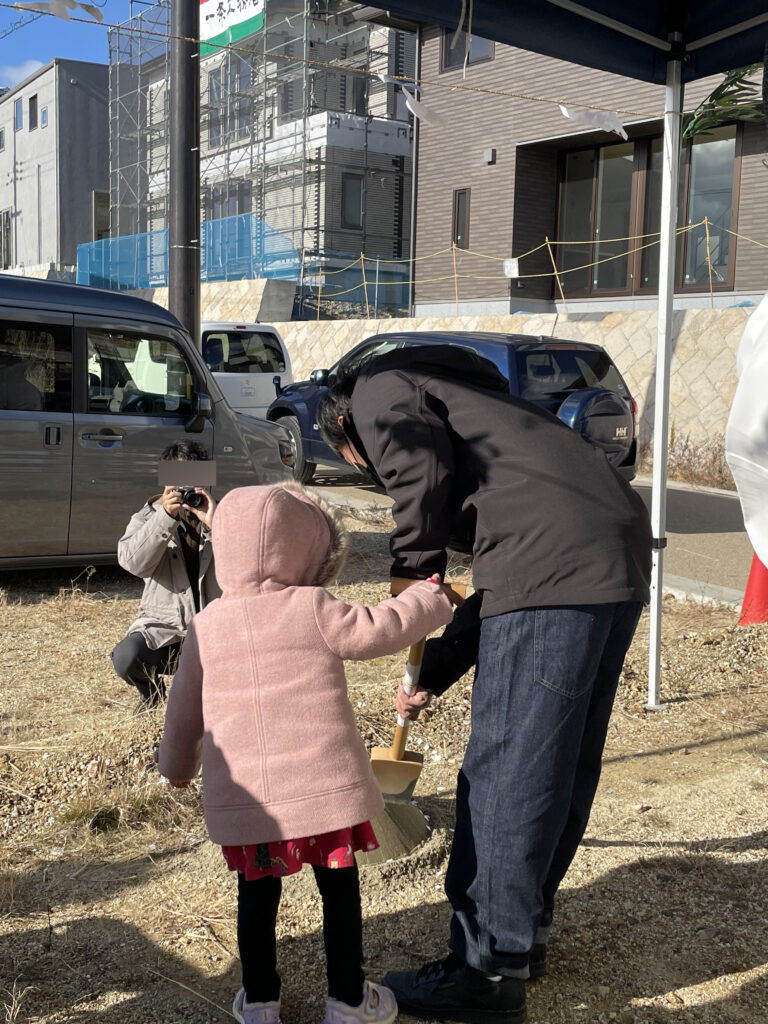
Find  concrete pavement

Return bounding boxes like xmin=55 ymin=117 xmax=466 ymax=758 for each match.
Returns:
xmin=313 ymin=470 xmax=751 ymax=611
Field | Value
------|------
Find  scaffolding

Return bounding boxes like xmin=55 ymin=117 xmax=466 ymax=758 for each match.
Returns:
xmin=106 ymin=0 xmax=416 ymax=313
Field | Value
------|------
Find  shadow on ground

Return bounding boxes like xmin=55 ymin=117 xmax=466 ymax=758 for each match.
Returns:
xmin=3 ymin=842 xmax=766 ymax=1023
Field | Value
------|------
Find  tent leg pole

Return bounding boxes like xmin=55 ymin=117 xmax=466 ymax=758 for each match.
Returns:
xmin=647 ymin=51 xmax=683 ymax=709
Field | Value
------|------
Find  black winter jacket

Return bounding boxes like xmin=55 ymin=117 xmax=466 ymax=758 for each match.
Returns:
xmin=348 ymin=346 xmax=651 ymax=624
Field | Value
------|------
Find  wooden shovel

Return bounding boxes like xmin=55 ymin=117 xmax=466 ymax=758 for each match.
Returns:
xmin=370 ymin=577 xmax=467 ymax=804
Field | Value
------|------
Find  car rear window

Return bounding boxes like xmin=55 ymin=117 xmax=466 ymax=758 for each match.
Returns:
xmin=516 ymin=349 xmax=628 ymax=399
xmin=202 ymin=330 xmax=286 ymax=374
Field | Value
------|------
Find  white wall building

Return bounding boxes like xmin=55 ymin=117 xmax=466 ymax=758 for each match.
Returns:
xmin=0 ymin=60 xmax=109 ymax=275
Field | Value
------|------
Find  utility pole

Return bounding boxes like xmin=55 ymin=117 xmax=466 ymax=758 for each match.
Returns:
xmin=169 ymin=0 xmax=200 ymax=345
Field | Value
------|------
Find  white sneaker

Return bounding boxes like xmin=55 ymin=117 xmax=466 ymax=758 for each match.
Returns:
xmin=232 ymin=987 xmax=282 ymax=1024
xmin=324 ymin=981 xmax=398 ymax=1024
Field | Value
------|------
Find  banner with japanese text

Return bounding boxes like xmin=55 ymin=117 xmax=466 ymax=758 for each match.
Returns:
xmin=200 ymin=0 xmax=266 ymax=56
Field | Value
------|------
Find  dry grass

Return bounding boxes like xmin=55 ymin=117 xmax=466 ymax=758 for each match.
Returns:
xmin=638 ymin=432 xmax=735 ymax=491
xmin=1 ymin=506 xmax=767 ymax=1023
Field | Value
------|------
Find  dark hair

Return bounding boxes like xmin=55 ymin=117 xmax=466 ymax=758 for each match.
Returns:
xmin=316 ymin=371 xmax=358 ymax=453
xmin=161 ymin=439 xmax=210 ymax=461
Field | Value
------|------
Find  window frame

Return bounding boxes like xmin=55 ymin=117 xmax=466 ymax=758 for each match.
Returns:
xmin=84 ymin=327 xmax=198 ymax=419
xmin=440 ymin=28 xmax=495 ymax=72
xmin=0 ymin=319 xmax=73 ymax=413
xmin=452 ymin=187 xmax=471 ymax=250
xmin=14 ymin=98 xmax=22 ymax=132
xmin=0 ymin=128 xmax=5 ymax=151
xmin=1 ymin=208 xmax=12 ymax=269
xmin=554 ymin=126 xmax=742 ymax=299
xmin=28 ymin=94 xmax=38 ymax=131
xmin=208 ymin=64 xmax=224 ymax=150
xmin=341 ymin=172 xmax=365 ymax=231
xmin=41 ymin=106 xmax=48 ymax=128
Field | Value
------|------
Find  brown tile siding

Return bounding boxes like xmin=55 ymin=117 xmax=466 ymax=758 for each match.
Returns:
xmin=414 ymin=28 xmax=761 ymax=306
xmin=734 ymin=122 xmax=768 ymax=293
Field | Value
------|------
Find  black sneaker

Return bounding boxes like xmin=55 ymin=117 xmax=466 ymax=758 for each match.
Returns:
xmin=382 ymin=954 xmax=526 ymax=1024
xmin=528 ymin=944 xmax=546 ymax=980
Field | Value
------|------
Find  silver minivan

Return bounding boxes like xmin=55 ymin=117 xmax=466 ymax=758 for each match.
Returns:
xmin=0 ymin=276 xmax=293 ymax=569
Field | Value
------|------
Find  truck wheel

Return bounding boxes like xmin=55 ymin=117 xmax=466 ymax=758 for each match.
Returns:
xmin=282 ymin=415 xmax=316 ymax=484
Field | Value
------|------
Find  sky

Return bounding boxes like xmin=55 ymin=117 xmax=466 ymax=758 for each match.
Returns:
xmin=0 ymin=0 xmax=134 ymax=88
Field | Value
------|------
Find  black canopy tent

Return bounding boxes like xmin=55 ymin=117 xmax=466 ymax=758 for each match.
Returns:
xmin=372 ymin=0 xmax=767 ymax=705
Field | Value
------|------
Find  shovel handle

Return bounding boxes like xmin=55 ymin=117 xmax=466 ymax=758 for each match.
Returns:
xmin=392 ymin=638 xmax=426 ymax=760
xmin=388 ymin=577 xmax=469 ymax=763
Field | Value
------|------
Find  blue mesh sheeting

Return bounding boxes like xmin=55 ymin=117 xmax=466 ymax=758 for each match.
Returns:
xmin=77 ymin=217 xmax=410 ymax=317
xmin=77 ymin=214 xmax=301 ymax=290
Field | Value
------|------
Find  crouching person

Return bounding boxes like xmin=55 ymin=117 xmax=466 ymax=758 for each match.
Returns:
xmin=110 ymin=439 xmax=218 ymax=711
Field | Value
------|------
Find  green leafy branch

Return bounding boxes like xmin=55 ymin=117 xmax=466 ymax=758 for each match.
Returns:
xmin=683 ymin=64 xmax=765 ymax=139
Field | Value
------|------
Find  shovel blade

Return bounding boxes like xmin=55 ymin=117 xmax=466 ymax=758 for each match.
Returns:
xmin=370 ymin=747 xmax=424 ymax=804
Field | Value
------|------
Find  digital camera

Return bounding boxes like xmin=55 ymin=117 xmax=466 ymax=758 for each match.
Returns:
xmin=178 ymin=487 xmax=206 ymax=509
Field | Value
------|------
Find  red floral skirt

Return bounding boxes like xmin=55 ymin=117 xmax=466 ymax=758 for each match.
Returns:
xmin=222 ymin=821 xmax=379 ymax=880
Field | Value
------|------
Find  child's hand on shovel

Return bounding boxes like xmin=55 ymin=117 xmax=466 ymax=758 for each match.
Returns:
xmin=396 ymin=682 xmax=433 ymax=721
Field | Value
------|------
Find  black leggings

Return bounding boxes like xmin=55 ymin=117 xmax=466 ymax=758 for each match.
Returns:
xmin=237 ymin=864 xmax=365 ymax=1006
xmin=110 ymin=633 xmax=180 ymax=703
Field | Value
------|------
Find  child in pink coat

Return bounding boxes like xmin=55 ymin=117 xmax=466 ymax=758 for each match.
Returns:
xmin=156 ymin=484 xmax=455 ymax=1024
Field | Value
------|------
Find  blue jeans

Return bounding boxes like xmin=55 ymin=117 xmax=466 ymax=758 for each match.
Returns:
xmin=445 ymin=601 xmax=643 ymax=977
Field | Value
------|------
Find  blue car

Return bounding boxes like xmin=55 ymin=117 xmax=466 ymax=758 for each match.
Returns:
xmin=266 ymin=331 xmax=637 ymax=483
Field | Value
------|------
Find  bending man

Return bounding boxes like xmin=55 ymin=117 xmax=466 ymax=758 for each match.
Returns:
xmin=317 ymin=346 xmax=651 ymax=1024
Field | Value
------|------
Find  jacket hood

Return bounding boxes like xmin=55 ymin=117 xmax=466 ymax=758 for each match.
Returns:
xmin=358 ymin=344 xmax=510 ymax=394
xmin=212 ymin=484 xmax=349 ymax=595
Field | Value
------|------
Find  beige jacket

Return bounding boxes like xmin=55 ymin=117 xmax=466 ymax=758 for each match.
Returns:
xmin=157 ymin=484 xmax=454 ymax=845
xmin=118 ymin=498 xmax=220 ymax=650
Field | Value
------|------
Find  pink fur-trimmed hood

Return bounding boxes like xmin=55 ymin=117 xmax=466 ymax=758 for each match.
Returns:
xmin=212 ymin=484 xmax=349 ymax=595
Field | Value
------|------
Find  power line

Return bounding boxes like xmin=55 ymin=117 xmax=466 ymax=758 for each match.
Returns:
xmin=0 ymin=0 xmax=106 ymax=40
xmin=0 ymin=0 xmax=663 ymax=120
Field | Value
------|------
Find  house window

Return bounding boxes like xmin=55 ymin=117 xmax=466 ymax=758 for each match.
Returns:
xmin=346 ymin=75 xmax=367 ymax=116
xmin=14 ymin=99 xmax=22 ymax=131
xmin=441 ymin=29 xmax=494 ymax=71
xmin=1 ymin=209 xmax=12 ymax=268
xmin=209 ymin=59 xmax=253 ymax=147
xmin=556 ymin=126 xmax=739 ymax=296
xmin=341 ymin=173 xmax=364 ymax=229
xmin=0 ymin=128 xmax=5 ymax=151
xmin=453 ymin=188 xmax=470 ymax=249
xmin=230 ymin=56 xmax=252 ymax=141
xmin=41 ymin=106 xmax=48 ymax=128
xmin=641 ymin=125 xmax=738 ymax=289
xmin=210 ymin=180 xmax=252 ymax=220
xmin=29 ymin=94 xmax=38 ymax=131
xmin=208 ymin=66 xmax=223 ymax=149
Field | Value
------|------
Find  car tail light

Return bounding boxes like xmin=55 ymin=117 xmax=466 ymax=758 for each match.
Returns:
xmin=631 ymin=397 xmax=638 ymax=439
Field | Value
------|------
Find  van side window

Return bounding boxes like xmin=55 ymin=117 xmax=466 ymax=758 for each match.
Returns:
xmin=202 ymin=330 xmax=286 ymax=374
xmin=87 ymin=330 xmax=196 ymax=417
xmin=0 ymin=322 xmax=72 ymax=412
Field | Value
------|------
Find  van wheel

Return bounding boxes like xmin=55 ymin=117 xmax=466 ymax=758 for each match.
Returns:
xmin=282 ymin=415 xmax=316 ymax=484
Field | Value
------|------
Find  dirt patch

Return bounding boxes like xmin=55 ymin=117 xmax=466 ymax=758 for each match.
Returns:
xmin=1 ymin=506 xmax=767 ymax=1023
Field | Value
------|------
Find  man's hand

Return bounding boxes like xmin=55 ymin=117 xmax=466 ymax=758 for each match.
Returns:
xmin=182 ymin=489 xmax=216 ymax=531
xmin=162 ymin=485 xmax=184 ymax=519
xmin=396 ymin=683 xmax=434 ymax=722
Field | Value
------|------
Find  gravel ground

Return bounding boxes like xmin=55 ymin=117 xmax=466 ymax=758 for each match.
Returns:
xmin=1 ymin=504 xmax=767 ymax=1024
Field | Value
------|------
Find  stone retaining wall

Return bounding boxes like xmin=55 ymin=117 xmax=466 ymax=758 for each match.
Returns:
xmin=270 ymin=309 xmax=753 ymax=446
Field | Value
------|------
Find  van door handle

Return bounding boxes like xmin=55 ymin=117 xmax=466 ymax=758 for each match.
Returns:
xmin=81 ymin=432 xmax=123 ymax=442
xmin=44 ymin=425 xmax=62 ymax=447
